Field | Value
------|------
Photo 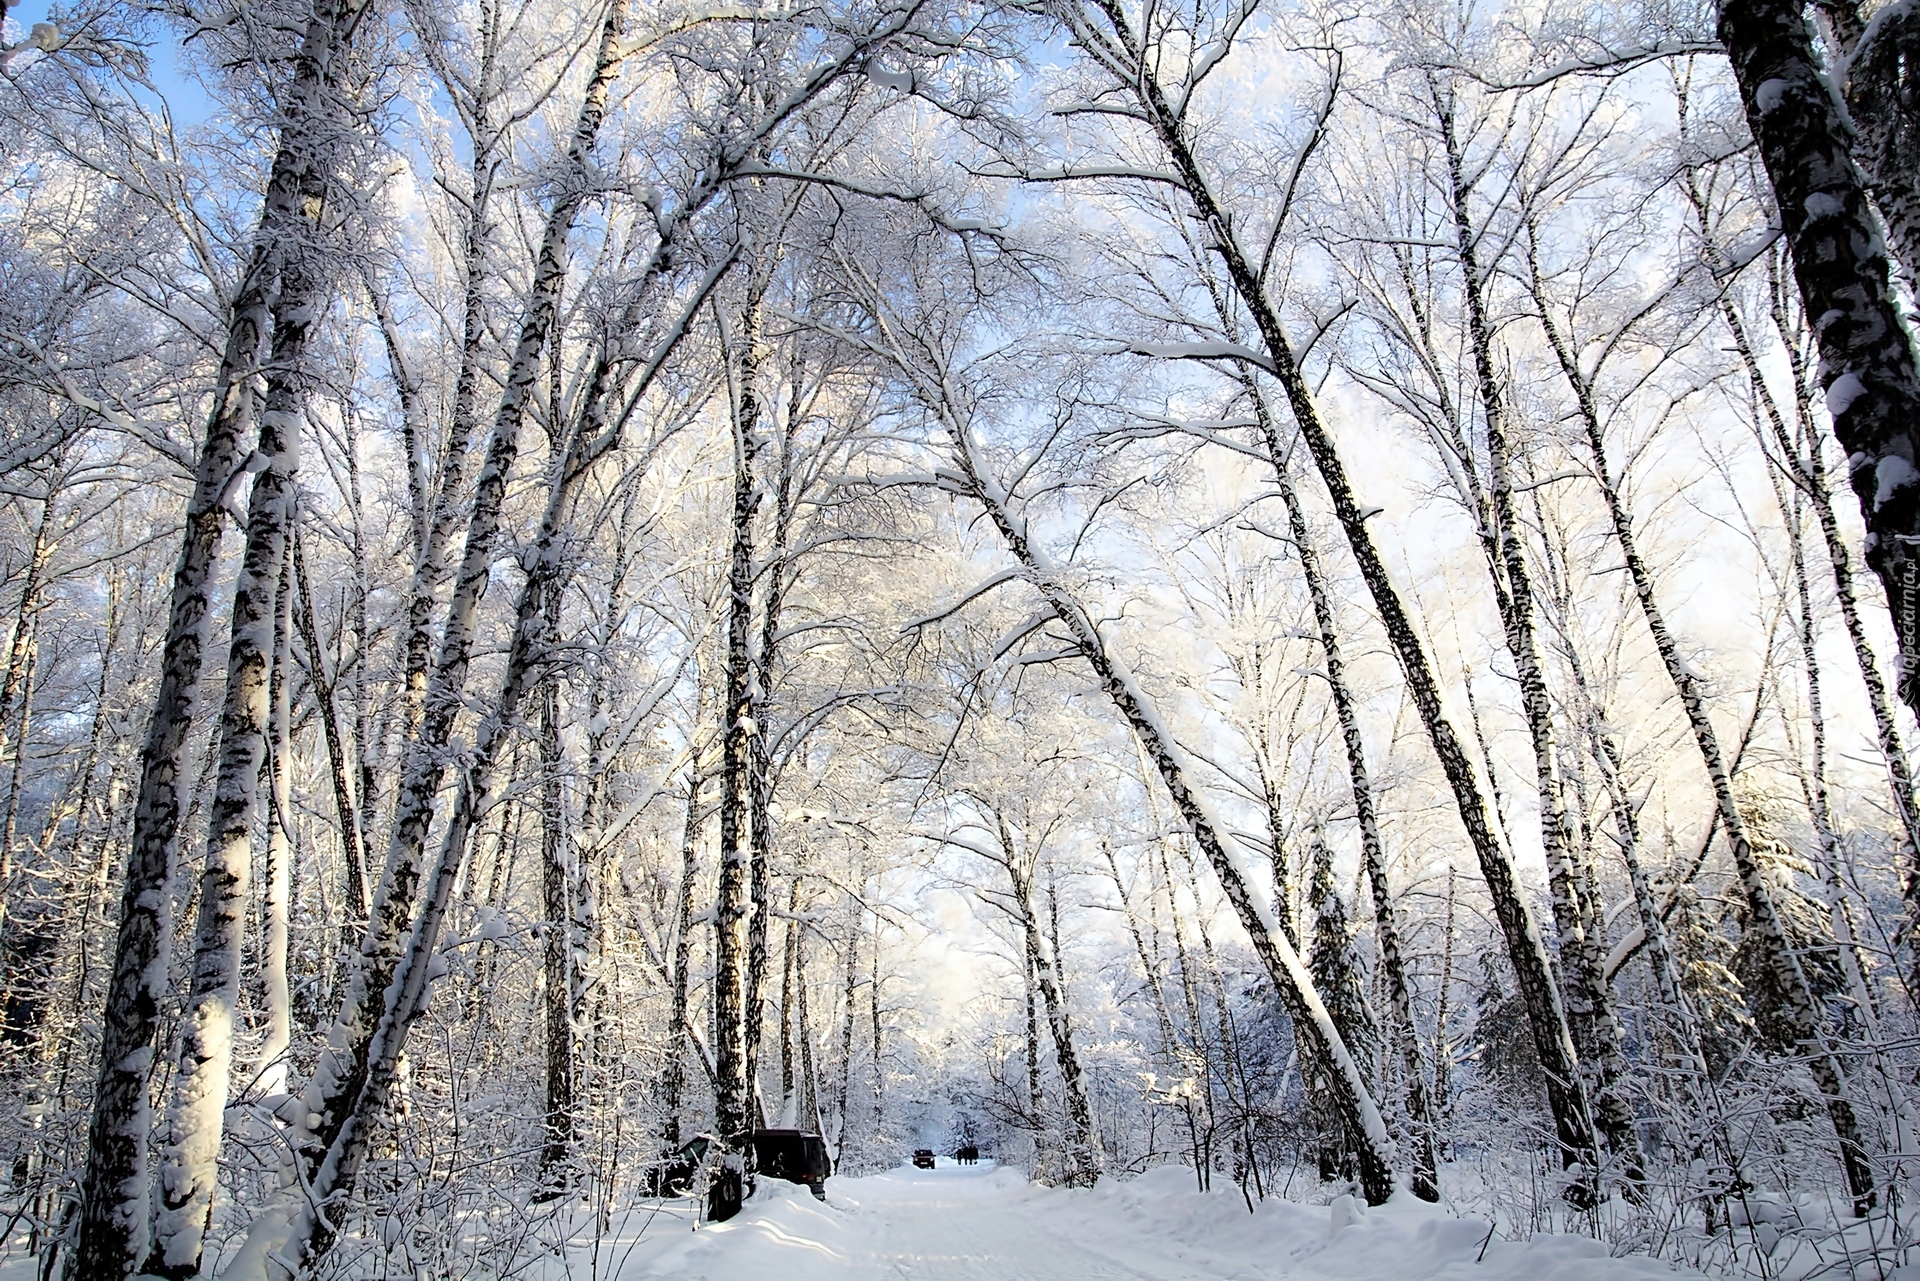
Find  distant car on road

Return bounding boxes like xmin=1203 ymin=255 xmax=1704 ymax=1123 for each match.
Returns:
xmin=912 ymin=1148 xmax=937 ymax=1169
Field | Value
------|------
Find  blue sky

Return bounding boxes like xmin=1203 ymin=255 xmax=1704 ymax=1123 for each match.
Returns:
xmin=11 ymin=0 xmax=213 ymax=122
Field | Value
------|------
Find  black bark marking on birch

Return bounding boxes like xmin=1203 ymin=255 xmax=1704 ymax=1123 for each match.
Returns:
xmin=74 ymin=0 xmax=373 ymax=1263
xmin=1054 ymin=0 xmax=1601 ymax=1199
xmin=1432 ymin=84 xmax=1642 ymax=1195
xmin=1715 ymin=12 xmax=1920 ymax=1092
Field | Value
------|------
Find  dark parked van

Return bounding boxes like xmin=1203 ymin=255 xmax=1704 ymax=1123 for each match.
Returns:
xmin=751 ymin=1128 xmax=832 ymax=1199
xmin=641 ymin=1134 xmax=711 ymax=1196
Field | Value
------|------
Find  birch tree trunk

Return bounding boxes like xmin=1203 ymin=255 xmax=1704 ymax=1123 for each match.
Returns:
xmin=662 ymin=762 xmax=704 ymax=1149
xmin=148 ymin=236 xmax=309 ymax=1277
xmin=1764 ymin=249 xmax=1920 ymax=1003
xmin=746 ymin=377 xmax=796 ymax=1127
xmin=835 ymin=899 xmax=859 ymax=1158
xmin=1679 ymin=135 xmax=1920 ymax=995
xmin=394 ymin=60 xmax=502 ymax=746
xmin=796 ymin=923 xmax=821 ymax=1133
xmin=292 ymin=525 xmax=370 ymax=916
xmin=715 ymin=294 xmax=764 ymax=1154
xmin=995 ymin=817 xmax=1098 ymax=1185
xmin=1031 ymin=0 xmax=1604 ymax=1197
xmin=1102 ymin=840 xmax=1183 ymax=1084
xmin=258 ymin=551 xmax=295 ymax=1099
xmin=1716 ymin=14 xmax=1920 ymax=1044
xmin=0 ymin=485 xmax=54 ymax=952
xmin=1432 ymin=84 xmax=1642 ymax=1189
xmin=537 ymin=593 xmax=577 ymax=1193
xmin=1532 ymin=227 xmax=1878 ymax=1211
xmin=70 ymin=0 xmax=370 ymax=1252
xmin=1825 ymin=1 xmax=1920 ymax=290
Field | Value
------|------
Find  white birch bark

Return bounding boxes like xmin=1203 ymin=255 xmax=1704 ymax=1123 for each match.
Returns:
xmin=148 ymin=247 xmax=307 ymax=1277
xmin=864 ymin=313 xmax=1398 ymax=1200
xmin=257 ymin=550 xmax=295 ymax=1099
xmin=72 ymin=0 xmax=374 ymax=1264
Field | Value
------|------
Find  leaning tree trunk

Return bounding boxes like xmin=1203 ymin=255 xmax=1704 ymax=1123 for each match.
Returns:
xmin=148 ymin=242 xmax=311 ymax=1277
xmin=1434 ymin=87 xmax=1642 ymax=1191
xmin=1249 ymin=377 xmax=1439 ymax=1201
xmin=1718 ymin=0 xmax=1920 ymax=1057
xmin=930 ymin=387 xmax=1397 ymax=1204
xmin=69 ymin=0 xmax=371 ymax=1260
xmin=1039 ymin=0 xmax=1604 ymax=1197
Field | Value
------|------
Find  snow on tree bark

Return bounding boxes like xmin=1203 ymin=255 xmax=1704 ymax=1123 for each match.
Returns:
xmin=1717 ymin=1 xmax=1920 ymax=1052
xmin=257 ymin=549 xmax=295 ymax=1098
xmin=1037 ymin=0 xmax=1605 ymax=1199
xmin=149 ymin=235 xmax=310 ymax=1278
xmin=72 ymin=0 xmax=372 ymax=1264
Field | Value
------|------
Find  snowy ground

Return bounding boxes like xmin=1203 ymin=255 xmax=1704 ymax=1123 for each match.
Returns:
xmin=568 ymin=1160 xmax=1696 ymax=1281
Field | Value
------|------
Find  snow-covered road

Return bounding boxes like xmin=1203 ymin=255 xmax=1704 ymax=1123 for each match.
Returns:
xmin=593 ymin=1161 xmax=1694 ymax=1281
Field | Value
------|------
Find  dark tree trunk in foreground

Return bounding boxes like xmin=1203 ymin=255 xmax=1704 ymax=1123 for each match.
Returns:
xmin=73 ymin=0 xmax=373 ymax=1263
xmin=1645 ymin=1 xmax=1897 ymax=1210
xmin=715 ymin=296 xmax=763 ymax=1166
